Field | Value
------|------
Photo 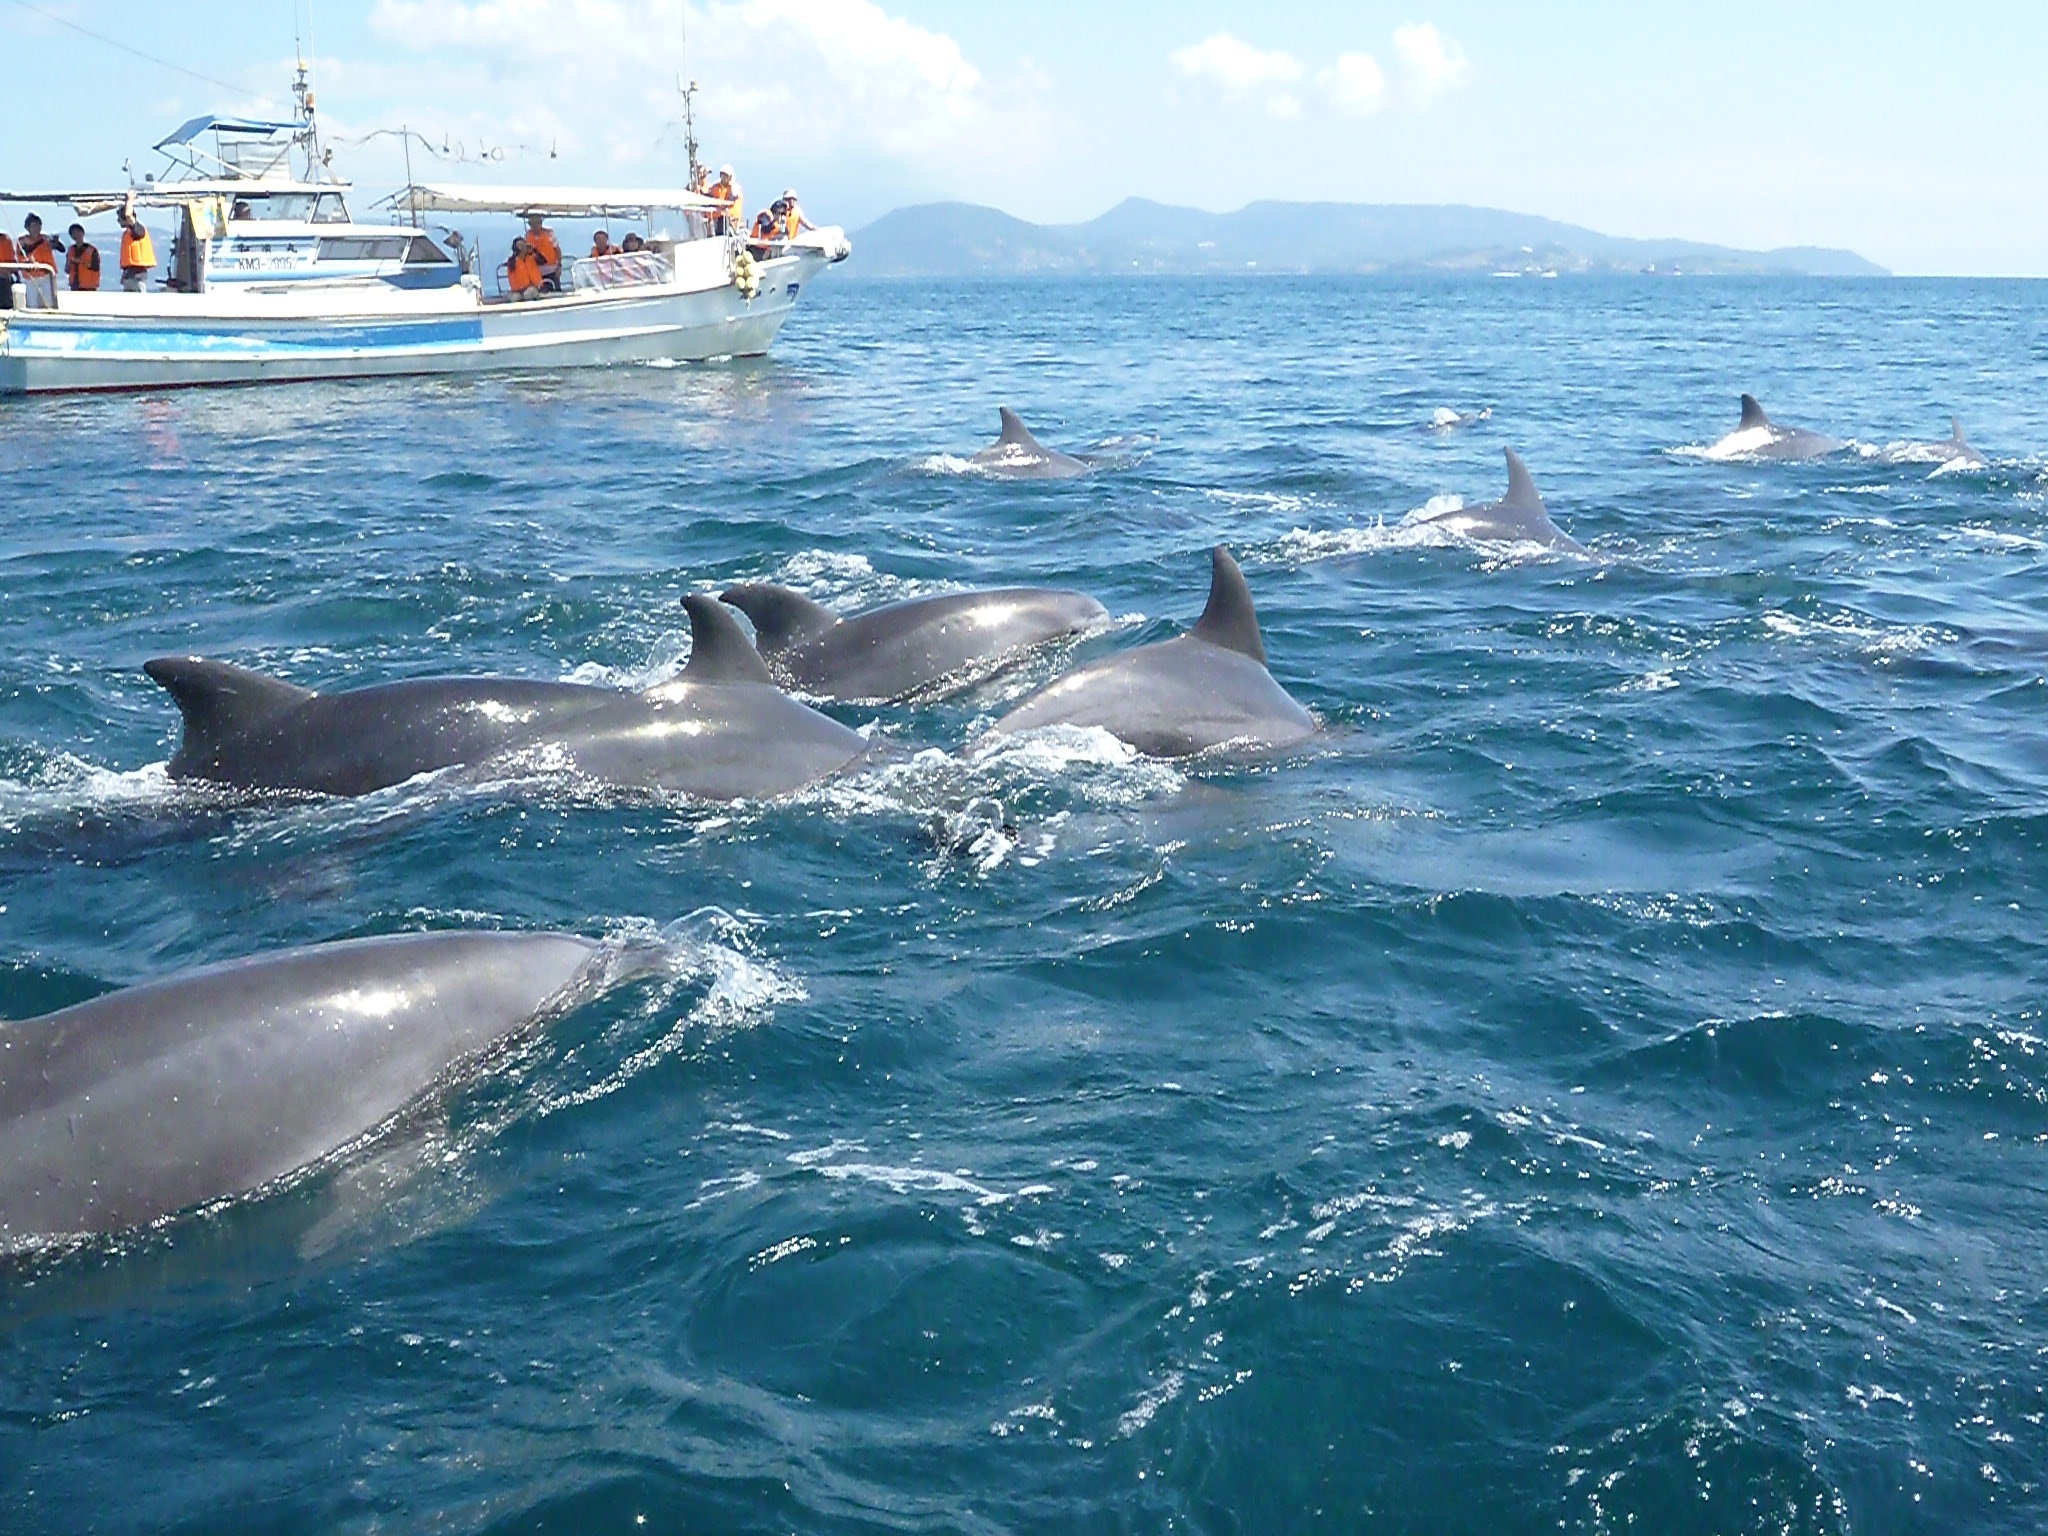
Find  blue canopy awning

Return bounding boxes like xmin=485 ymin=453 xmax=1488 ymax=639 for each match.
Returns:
xmin=155 ymin=115 xmax=299 ymax=150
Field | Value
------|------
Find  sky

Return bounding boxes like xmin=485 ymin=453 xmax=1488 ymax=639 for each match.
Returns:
xmin=6 ymin=0 xmax=2048 ymax=275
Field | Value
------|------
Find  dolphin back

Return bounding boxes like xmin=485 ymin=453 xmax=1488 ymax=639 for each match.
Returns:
xmin=0 ymin=931 xmax=608 ymax=1241
xmin=145 ymin=657 xmax=316 ymax=779
xmin=996 ymin=407 xmax=1044 ymax=451
xmin=992 ymin=545 xmax=1311 ymax=756
xmin=718 ymin=584 xmax=840 ymax=656
xmin=679 ymin=595 xmax=776 ymax=685
xmin=1187 ymin=547 xmax=1266 ymax=665
xmin=763 ymin=587 xmax=1105 ymax=702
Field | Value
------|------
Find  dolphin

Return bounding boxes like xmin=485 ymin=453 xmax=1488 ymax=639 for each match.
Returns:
xmin=0 ymin=930 xmax=637 ymax=1242
xmin=1427 ymin=406 xmax=1493 ymax=432
xmin=145 ymin=596 xmax=865 ymax=801
xmin=968 ymin=408 xmax=1091 ymax=479
xmin=1708 ymin=394 xmax=1846 ymax=461
xmin=718 ymin=582 xmax=1110 ymax=703
xmin=1894 ymin=416 xmax=1986 ymax=468
xmin=991 ymin=546 xmax=1313 ymax=757
xmin=1415 ymin=448 xmax=1587 ymax=554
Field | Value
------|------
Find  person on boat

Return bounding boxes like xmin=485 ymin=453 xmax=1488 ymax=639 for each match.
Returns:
xmin=0 ymin=225 xmax=14 ymax=309
xmin=230 ymin=199 xmax=253 ymax=221
xmin=589 ymin=229 xmax=613 ymax=259
xmin=505 ymin=237 xmax=544 ymax=301
xmin=779 ymin=189 xmax=815 ymax=240
xmin=65 ymin=224 xmax=101 ymax=292
xmin=522 ymin=213 xmax=562 ymax=291
xmin=118 ymin=195 xmax=157 ymax=292
xmin=708 ymin=166 xmax=742 ymax=236
xmin=19 ymin=215 xmax=60 ymax=277
xmin=621 ymin=233 xmax=645 ymax=253
xmin=749 ymin=203 xmax=782 ymax=257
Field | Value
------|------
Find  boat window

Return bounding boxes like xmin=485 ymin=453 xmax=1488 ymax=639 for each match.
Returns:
xmin=405 ymin=235 xmax=453 ymax=265
xmin=312 ymin=195 xmax=350 ymax=224
xmin=316 ymin=236 xmax=409 ymax=262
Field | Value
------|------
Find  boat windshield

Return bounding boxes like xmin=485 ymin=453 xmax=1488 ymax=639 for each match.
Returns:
xmin=234 ymin=191 xmax=350 ymax=223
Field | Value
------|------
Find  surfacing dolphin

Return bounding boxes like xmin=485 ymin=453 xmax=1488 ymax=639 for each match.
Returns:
xmin=968 ymin=408 xmax=1092 ymax=479
xmin=992 ymin=546 xmax=1313 ymax=757
xmin=1887 ymin=417 xmax=1986 ymax=468
xmin=718 ymin=581 xmax=1110 ymax=703
xmin=1415 ymin=448 xmax=1587 ymax=554
xmin=1708 ymin=394 xmax=1847 ymax=461
xmin=0 ymin=930 xmax=641 ymax=1242
xmin=146 ymin=596 xmax=865 ymax=801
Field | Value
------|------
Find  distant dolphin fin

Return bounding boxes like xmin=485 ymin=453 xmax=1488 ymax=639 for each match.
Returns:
xmin=1739 ymin=394 xmax=1770 ymax=430
xmin=718 ymin=583 xmax=839 ymax=654
xmin=1500 ymin=447 xmax=1545 ymax=512
xmin=144 ymin=657 xmax=315 ymax=758
xmin=1950 ymin=416 xmax=1969 ymax=444
xmin=1187 ymin=546 xmax=1266 ymax=665
xmin=997 ymin=407 xmax=1046 ymax=452
xmin=681 ymin=594 xmax=776 ymax=685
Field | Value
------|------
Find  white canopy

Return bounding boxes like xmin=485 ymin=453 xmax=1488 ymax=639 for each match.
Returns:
xmin=0 ymin=180 xmax=346 ymax=216
xmin=399 ymin=183 xmax=721 ymax=217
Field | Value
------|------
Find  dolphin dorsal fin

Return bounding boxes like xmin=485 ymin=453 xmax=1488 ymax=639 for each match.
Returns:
xmin=681 ymin=594 xmax=775 ymax=685
xmin=1187 ymin=546 xmax=1266 ymax=665
xmin=997 ymin=407 xmax=1044 ymax=451
xmin=1950 ymin=416 xmax=1968 ymax=445
xmin=718 ymin=583 xmax=839 ymax=655
xmin=1500 ymin=447 xmax=1545 ymax=511
xmin=1739 ymin=394 xmax=1770 ymax=430
xmin=143 ymin=657 xmax=314 ymax=758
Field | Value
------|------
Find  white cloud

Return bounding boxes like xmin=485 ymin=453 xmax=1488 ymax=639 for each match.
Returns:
xmin=1319 ymin=52 xmax=1387 ymax=117
xmin=1392 ymin=23 xmax=1468 ymax=103
xmin=1169 ymin=32 xmax=1306 ymax=118
xmin=362 ymin=0 xmax=1044 ymax=181
xmin=1170 ymin=25 xmax=1465 ymax=123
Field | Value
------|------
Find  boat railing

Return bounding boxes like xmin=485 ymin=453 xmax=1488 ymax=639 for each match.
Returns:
xmin=567 ymin=249 xmax=674 ymax=292
xmin=0 ymin=264 xmax=60 ymax=310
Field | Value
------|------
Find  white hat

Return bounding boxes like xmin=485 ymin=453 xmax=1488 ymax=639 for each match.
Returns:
xmin=782 ymin=188 xmax=797 ymax=200
xmin=719 ymin=164 xmax=733 ymax=176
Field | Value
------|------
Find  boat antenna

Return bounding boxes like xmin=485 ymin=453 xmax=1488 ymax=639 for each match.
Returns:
xmin=401 ymin=123 xmax=418 ymax=227
xmin=292 ymin=54 xmax=329 ymax=182
xmin=678 ymin=72 xmax=701 ymax=185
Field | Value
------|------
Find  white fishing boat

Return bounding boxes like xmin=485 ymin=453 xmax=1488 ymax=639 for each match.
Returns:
xmin=0 ymin=69 xmax=849 ymax=395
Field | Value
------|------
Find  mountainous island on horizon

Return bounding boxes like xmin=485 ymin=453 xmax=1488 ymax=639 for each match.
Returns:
xmin=849 ymin=198 xmax=1887 ymax=280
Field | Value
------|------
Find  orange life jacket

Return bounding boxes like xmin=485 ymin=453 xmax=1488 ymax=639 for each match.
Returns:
xmin=67 ymin=241 xmax=101 ymax=291
xmin=21 ymin=234 xmax=57 ymax=273
xmin=526 ymin=228 xmax=561 ymax=268
xmin=589 ymin=238 xmax=612 ymax=258
xmin=783 ymin=207 xmax=802 ymax=239
xmin=120 ymin=223 xmax=156 ymax=272
xmin=508 ymin=251 xmax=543 ymax=292
xmin=0 ymin=234 xmax=15 ymax=265
xmin=712 ymin=180 xmax=741 ymax=228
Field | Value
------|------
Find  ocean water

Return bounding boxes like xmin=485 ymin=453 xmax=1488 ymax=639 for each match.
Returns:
xmin=2 ymin=274 xmax=2046 ymax=1533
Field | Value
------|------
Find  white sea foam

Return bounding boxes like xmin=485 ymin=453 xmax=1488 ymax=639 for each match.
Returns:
xmin=1116 ymin=1371 xmax=1185 ymax=1438
xmin=1260 ymin=495 xmax=1465 ymax=565
xmin=560 ymin=632 xmax=692 ymax=692
xmin=533 ymin=909 xmax=804 ymax=1115
xmin=0 ymin=756 xmax=182 ymax=833
xmin=1759 ymin=610 xmax=1947 ymax=656
xmin=913 ymin=453 xmax=983 ymax=477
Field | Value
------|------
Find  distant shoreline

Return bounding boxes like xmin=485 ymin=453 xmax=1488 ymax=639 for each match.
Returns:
xmin=849 ymin=197 xmax=1887 ymax=281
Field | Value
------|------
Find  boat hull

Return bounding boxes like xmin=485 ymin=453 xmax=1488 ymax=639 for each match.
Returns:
xmin=0 ymin=251 xmax=825 ymax=394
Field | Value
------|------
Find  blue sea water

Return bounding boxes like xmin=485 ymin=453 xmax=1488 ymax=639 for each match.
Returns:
xmin=2 ymin=274 xmax=2047 ymax=1533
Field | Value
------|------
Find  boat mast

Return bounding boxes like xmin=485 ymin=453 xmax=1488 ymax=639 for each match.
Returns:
xmin=291 ymin=57 xmax=329 ymax=182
